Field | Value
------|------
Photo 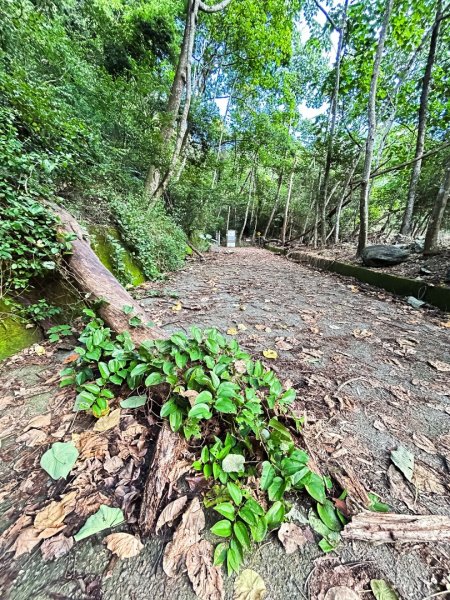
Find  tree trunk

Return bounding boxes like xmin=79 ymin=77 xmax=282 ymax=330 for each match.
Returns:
xmin=357 ymin=0 xmax=394 ymax=255
xmin=53 ymin=205 xmax=165 ymax=343
xmin=400 ymin=0 xmax=443 ymax=235
xmin=263 ymin=170 xmax=284 ymax=238
xmin=320 ymin=0 xmax=349 ymax=246
xmin=145 ymin=0 xmax=232 ymax=201
xmin=424 ymin=160 xmax=450 ymax=254
xmin=281 ymin=161 xmax=296 ymax=245
xmin=239 ymin=169 xmax=253 ymax=244
xmin=335 ymin=150 xmax=363 ymax=244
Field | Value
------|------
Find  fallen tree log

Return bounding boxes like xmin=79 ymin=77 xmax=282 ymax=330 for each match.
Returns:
xmin=342 ymin=511 xmax=450 ymax=544
xmin=139 ymin=423 xmax=190 ymax=535
xmin=53 ymin=204 xmax=165 ymax=344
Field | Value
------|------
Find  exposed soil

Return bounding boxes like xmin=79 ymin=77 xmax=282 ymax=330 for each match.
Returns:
xmin=295 ymin=241 xmax=450 ymax=286
xmin=1 ymin=247 xmax=450 ymax=600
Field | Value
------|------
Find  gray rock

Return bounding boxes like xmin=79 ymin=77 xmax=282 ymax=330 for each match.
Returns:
xmin=361 ymin=245 xmax=410 ymax=267
xmin=407 ymin=296 xmax=425 ymax=309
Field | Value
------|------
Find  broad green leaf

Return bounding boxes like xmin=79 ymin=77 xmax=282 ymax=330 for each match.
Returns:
xmin=250 ymin=517 xmax=268 ymax=542
xmin=304 ymin=472 xmax=326 ymax=504
xmin=233 ymin=521 xmax=251 ymax=551
xmin=211 ymin=519 xmax=232 ymax=538
xmin=120 ymin=395 xmax=147 ymax=409
xmin=188 ymin=403 xmax=212 ymax=420
xmin=265 ymin=501 xmax=285 ymax=529
xmin=268 ymin=477 xmax=286 ymax=501
xmin=391 ymin=446 xmax=414 ymax=482
xmin=370 ymin=579 xmax=399 ymax=600
xmin=214 ymin=397 xmax=237 ymax=413
xmin=214 ymin=502 xmax=236 ymax=520
xmin=213 ymin=542 xmax=228 ymax=566
xmin=317 ymin=500 xmax=342 ymax=532
xmin=74 ymin=505 xmax=124 ymax=541
xmin=40 ymin=442 xmax=79 ymax=479
xmin=195 ymin=390 xmax=213 ymax=404
xmin=227 ymin=482 xmax=243 ymax=505
xmin=260 ymin=461 xmax=275 ymax=491
xmin=145 ymin=372 xmax=165 ymax=386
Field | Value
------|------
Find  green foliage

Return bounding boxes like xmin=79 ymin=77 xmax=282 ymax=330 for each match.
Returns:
xmin=113 ymin=196 xmax=187 ymax=279
xmin=62 ymin=313 xmax=346 ymax=572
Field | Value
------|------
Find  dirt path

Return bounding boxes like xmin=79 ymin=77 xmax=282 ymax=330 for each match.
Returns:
xmin=1 ymin=247 xmax=449 ymax=599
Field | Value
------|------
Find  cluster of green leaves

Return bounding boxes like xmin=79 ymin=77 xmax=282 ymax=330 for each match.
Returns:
xmin=60 ymin=313 xmax=349 ymax=573
xmin=113 ymin=196 xmax=188 ymax=279
xmin=0 ymin=198 xmax=73 ymax=293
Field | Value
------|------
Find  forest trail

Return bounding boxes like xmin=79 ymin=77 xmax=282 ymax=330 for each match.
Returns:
xmin=1 ymin=247 xmax=450 ymax=599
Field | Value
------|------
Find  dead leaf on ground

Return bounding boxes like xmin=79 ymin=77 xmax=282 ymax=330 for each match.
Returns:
xmin=155 ymin=495 xmax=188 ymax=533
xmin=262 ymin=349 xmax=277 ymax=359
xmin=413 ymin=463 xmax=446 ymax=495
xmin=180 ymin=389 xmax=199 ymax=406
xmin=103 ymin=455 xmax=124 ymax=474
xmin=227 ymin=327 xmax=238 ymax=335
xmin=24 ymin=413 xmax=51 ymax=431
xmin=352 ymin=329 xmax=373 ymax=339
xmin=163 ymin=497 xmax=205 ymax=578
xmin=324 ymin=587 xmax=360 ymax=600
xmin=10 ymin=527 xmax=40 ymax=557
xmin=104 ymin=533 xmax=143 ymax=559
xmin=73 ymin=431 xmax=108 ymax=459
xmin=41 ymin=534 xmax=74 ymax=561
xmin=412 ymin=433 xmax=436 ymax=455
xmin=74 ymin=491 xmax=110 ymax=518
xmin=16 ymin=429 xmax=47 ymax=447
xmin=391 ymin=446 xmax=414 ymax=482
xmin=0 ymin=514 xmax=33 ymax=549
xmin=34 ymin=491 xmax=77 ymax=531
xmin=93 ymin=408 xmax=121 ymax=432
xmin=428 ymin=359 xmax=450 ymax=372
xmin=234 ymin=569 xmax=266 ymax=600
xmin=186 ymin=539 xmax=224 ymax=600
xmin=387 ymin=465 xmax=417 ymax=512
xmin=278 ymin=522 xmax=309 ymax=554
xmin=234 ymin=360 xmax=247 ymax=374
xmin=275 ymin=339 xmax=293 ymax=351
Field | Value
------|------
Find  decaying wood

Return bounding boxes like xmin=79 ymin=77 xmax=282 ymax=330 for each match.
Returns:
xmin=139 ymin=423 xmax=189 ymax=535
xmin=330 ymin=459 xmax=370 ymax=511
xmin=53 ymin=204 xmax=165 ymax=344
xmin=342 ymin=511 xmax=450 ymax=544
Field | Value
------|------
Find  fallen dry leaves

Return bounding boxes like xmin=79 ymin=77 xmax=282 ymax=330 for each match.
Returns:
xmin=10 ymin=527 xmax=41 ymax=558
xmin=234 ymin=569 xmax=266 ymax=600
xmin=93 ymin=408 xmax=121 ymax=432
xmin=104 ymin=533 xmax=143 ymax=559
xmin=186 ymin=539 xmax=224 ymax=600
xmin=427 ymin=359 xmax=450 ymax=372
xmin=41 ymin=534 xmax=74 ymax=561
xmin=163 ymin=497 xmax=205 ymax=578
xmin=155 ymin=495 xmax=188 ymax=533
xmin=277 ymin=522 xmax=309 ymax=554
xmin=74 ymin=431 xmax=108 ymax=459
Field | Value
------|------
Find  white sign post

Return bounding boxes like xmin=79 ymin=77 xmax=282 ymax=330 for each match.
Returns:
xmin=226 ymin=229 xmax=236 ymax=248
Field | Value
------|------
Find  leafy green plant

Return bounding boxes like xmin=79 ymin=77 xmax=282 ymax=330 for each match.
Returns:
xmin=47 ymin=324 xmax=73 ymax=343
xmin=62 ymin=314 xmax=345 ymax=573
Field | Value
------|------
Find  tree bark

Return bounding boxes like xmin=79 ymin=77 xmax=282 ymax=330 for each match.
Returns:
xmin=424 ymin=160 xmax=450 ymax=254
xmin=239 ymin=168 xmax=253 ymax=244
xmin=334 ymin=149 xmax=363 ymax=244
xmin=263 ymin=170 xmax=284 ymax=238
xmin=281 ymin=160 xmax=296 ymax=245
xmin=145 ymin=0 xmax=232 ymax=201
xmin=357 ymin=0 xmax=394 ymax=255
xmin=53 ymin=205 xmax=165 ymax=344
xmin=400 ymin=0 xmax=443 ymax=235
xmin=320 ymin=0 xmax=348 ymax=246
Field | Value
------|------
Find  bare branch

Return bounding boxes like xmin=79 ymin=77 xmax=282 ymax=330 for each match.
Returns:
xmin=198 ymin=0 xmax=232 ymax=14
xmin=311 ymin=0 xmax=340 ymax=31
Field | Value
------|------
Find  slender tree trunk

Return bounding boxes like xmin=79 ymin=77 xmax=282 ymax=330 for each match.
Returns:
xmin=400 ymin=0 xmax=443 ymax=235
xmin=320 ymin=0 xmax=349 ymax=246
xmin=239 ymin=169 xmax=253 ymax=244
xmin=145 ymin=0 xmax=232 ymax=201
xmin=281 ymin=160 xmax=296 ymax=245
xmin=335 ymin=149 xmax=363 ymax=244
xmin=313 ymin=172 xmax=322 ymax=248
xmin=357 ymin=0 xmax=394 ymax=255
xmin=263 ymin=171 xmax=284 ymax=238
xmin=424 ymin=160 xmax=450 ymax=254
